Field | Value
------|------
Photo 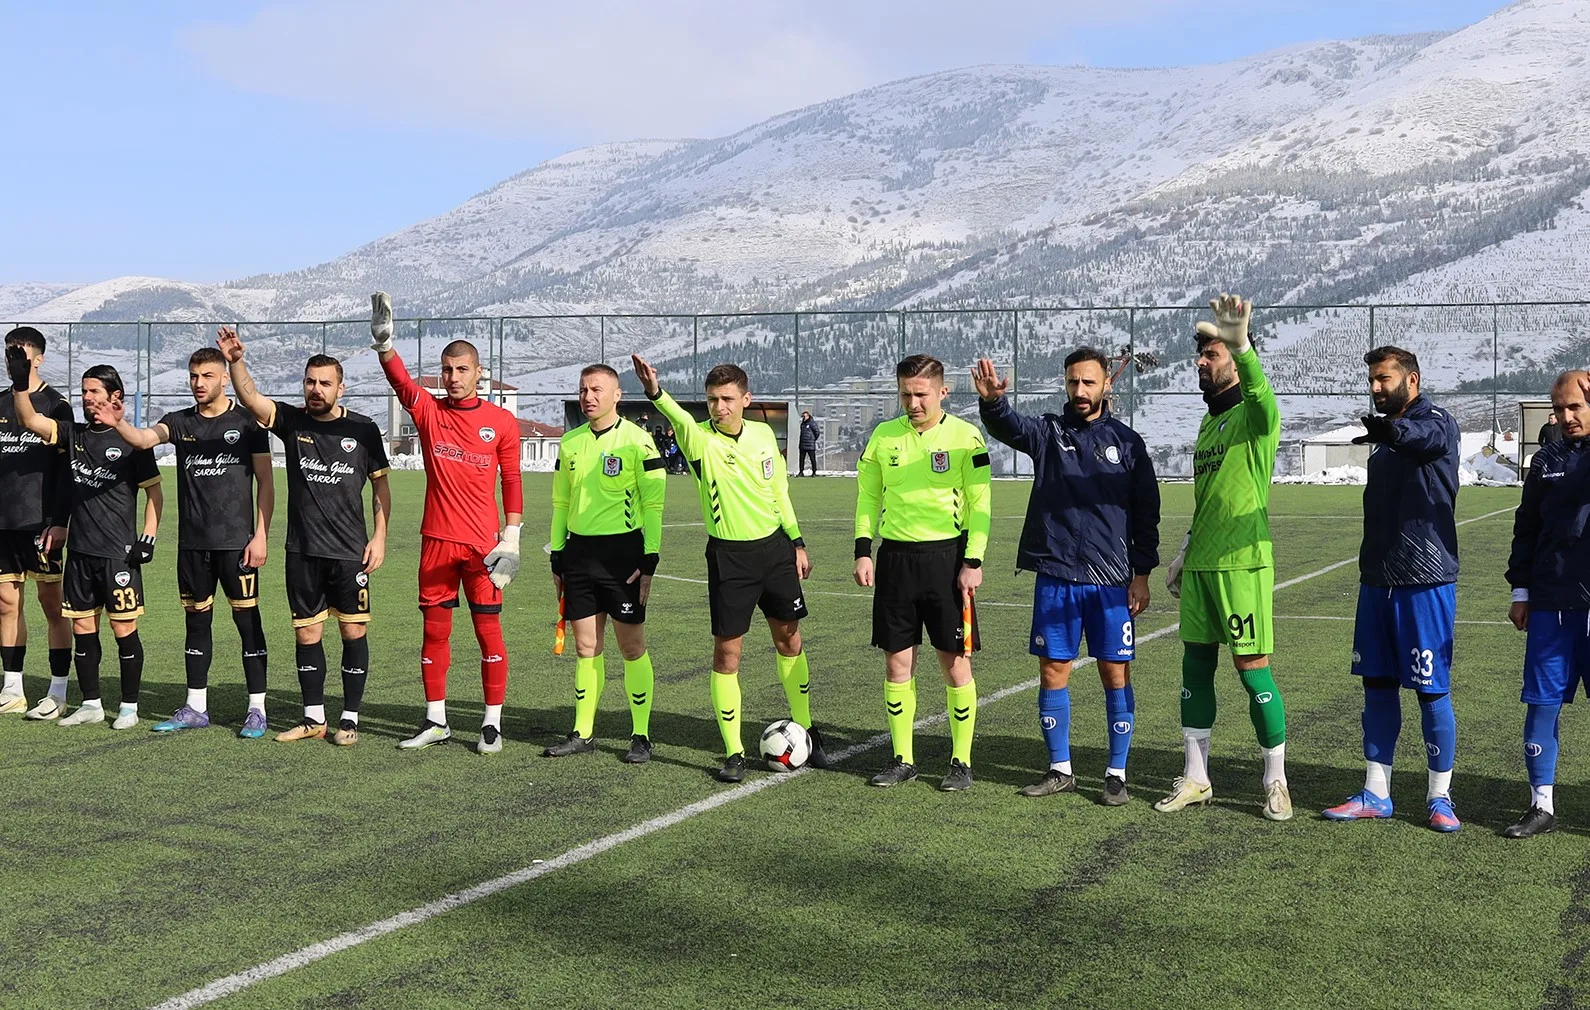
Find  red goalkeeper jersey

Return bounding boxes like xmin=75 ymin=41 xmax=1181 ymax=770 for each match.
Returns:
xmin=382 ymin=352 xmax=524 ymax=551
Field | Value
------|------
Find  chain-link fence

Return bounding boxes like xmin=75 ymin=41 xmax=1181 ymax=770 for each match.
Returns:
xmin=10 ymin=302 xmax=1585 ymax=476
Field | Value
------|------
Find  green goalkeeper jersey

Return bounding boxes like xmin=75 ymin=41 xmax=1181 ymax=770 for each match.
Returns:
xmin=855 ymin=413 xmax=992 ymax=561
xmin=1186 ymin=345 xmax=1280 ymax=572
xmin=650 ymin=390 xmax=802 ymax=543
xmin=551 ymin=417 xmax=666 ymax=554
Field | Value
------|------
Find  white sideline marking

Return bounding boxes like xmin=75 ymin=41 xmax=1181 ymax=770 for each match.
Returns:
xmin=150 ymin=505 xmax=1517 ymax=1009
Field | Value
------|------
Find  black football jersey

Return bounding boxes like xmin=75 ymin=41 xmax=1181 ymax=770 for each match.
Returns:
xmin=268 ymin=401 xmax=390 ymax=561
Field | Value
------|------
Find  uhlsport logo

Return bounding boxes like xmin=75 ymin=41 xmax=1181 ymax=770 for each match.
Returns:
xmin=1256 ymin=692 xmax=1274 ymax=704
xmin=603 ymin=455 xmax=622 ymax=477
xmin=114 ymin=570 xmax=131 ymax=587
xmin=224 ymin=429 xmax=241 ymax=444
xmin=1526 ymin=743 xmax=1544 ymax=757
xmin=1112 ymin=720 xmax=1132 ymax=734
xmin=479 ymin=426 xmax=496 ymax=443
xmin=355 ymin=572 xmax=369 ymax=587
xmin=105 ymin=446 xmax=123 ymax=461
xmin=1180 ymin=687 xmax=1192 ymax=700
xmin=1040 ymin=716 xmax=1057 ymax=731
xmin=762 ymin=457 xmax=774 ymax=480
xmin=1352 ymin=651 xmax=1362 ymax=665
xmin=1034 ymin=635 xmax=1046 ymax=648
xmin=340 ymin=437 xmax=357 ymax=453
xmin=1426 ymin=742 xmax=1442 ymax=758
xmin=931 ymin=450 xmax=950 ymax=473
xmin=1104 ymin=445 xmax=1121 ymax=465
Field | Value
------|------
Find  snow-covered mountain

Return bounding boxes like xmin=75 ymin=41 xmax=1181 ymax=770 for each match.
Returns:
xmin=10 ymin=0 xmax=1590 ymax=473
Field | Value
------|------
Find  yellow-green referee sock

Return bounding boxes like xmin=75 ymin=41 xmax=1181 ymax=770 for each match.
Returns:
xmin=885 ymin=678 xmax=916 ymax=765
xmin=947 ymin=680 xmax=977 ymax=766
xmin=775 ymin=650 xmax=812 ymax=728
xmin=624 ymin=652 xmax=655 ymax=738
xmin=573 ymin=655 xmax=602 ymax=739
xmin=711 ymin=671 xmax=743 ymax=757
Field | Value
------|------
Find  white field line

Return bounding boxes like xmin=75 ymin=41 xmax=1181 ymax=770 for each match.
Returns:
xmin=149 ymin=505 xmax=1515 ymax=1010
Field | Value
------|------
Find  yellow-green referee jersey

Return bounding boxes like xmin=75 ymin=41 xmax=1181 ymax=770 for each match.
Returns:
xmin=855 ymin=413 xmax=992 ymax=560
xmin=551 ymin=417 xmax=666 ymax=554
xmin=650 ymin=390 xmax=802 ymax=544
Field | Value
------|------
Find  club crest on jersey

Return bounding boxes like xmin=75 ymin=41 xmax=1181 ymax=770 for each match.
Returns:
xmin=1104 ymin=445 xmax=1121 ymax=465
xmin=114 ymin=570 xmax=131 ymax=587
xmin=762 ymin=457 xmax=775 ymax=480
xmin=603 ymin=455 xmax=622 ymax=477
xmin=105 ymin=446 xmax=123 ymax=461
xmin=479 ymin=426 xmax=496 ymax=443
xmin=340 ymin=437 xmax=357 ymax=454
xmin=224 ymin=429 xmax=241 ymax=444
xmin=356 ymin=572 xmax=369 ymax=587
xmin=931 ymin=451 xmax=950 ymax=473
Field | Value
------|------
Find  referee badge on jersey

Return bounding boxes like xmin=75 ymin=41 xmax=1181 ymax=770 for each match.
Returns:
xmin=603 ymin=454 xmax=622 ymax=477
xmin=340 ymin=437 xmax=357 ymax=453
xmin=931 ymin=451 xmax=950 ymax=473
xmin=762 ymin=457 xmax=775 ymax=480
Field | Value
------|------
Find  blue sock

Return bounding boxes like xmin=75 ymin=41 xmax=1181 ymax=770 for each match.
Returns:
xmin=1104 ymin=686 xmax=1133 ymax=774
xmin=1038 ymin=687 xmax=1071 ymax=765
xmin=1362 ymin=685 xmax=1401 ymax=766
xmin=1418 ymin=693 xmax=1456 ymax=774
xmin=1524 ymin=703 xmax=1562 ymax=788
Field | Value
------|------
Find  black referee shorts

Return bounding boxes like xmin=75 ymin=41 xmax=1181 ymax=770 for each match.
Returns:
xmin=872 ymin=538 xmax=979 ymax=655
xmin=563 ymin=530 xmax=646 ymax=625
xmin=705 ymin=533 xmax=808 ymax=639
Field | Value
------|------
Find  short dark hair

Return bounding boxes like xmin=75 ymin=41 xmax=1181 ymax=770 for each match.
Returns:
xmin=188 ymin=347 xmax=226 ymax=370
xmin=1365 ymin=345 xmax=1419 ymax=376
xmin=579 ymin=363 xmax=619 ymax=382
xmin=305 ymin=354 xmax=344 ymax=380
xmin=82 ymin=364 xmax=124 ymax=398
xmin=4 ymin=326 xmax=45 ymax=354
xmin=441 ymin=340 xmax=479 ymax=363
xmin=896 ymin=354 xmax=944 ymax=383
xmin=704 ymin=363 xmax=749 ymax=393
xmin=1064 ymin=346 xmax=1111 ymax=373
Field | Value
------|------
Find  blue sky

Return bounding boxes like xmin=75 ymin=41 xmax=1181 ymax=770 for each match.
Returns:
xmin=1 ymin=0 xmax=1510 ymax=285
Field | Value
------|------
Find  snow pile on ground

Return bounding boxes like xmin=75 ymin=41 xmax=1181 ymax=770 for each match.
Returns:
xmin=1275 ymin=465 xmax=1368 ymax=486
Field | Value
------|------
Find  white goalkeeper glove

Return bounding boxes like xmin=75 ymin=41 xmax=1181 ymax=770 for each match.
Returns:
xmin=485 ymin=524 xmax=521 ymax=590
xmin=1197 ymin=292 xmax=1251 ymax=354
xmin=370 ymin=291 xmax=394 ymax=353
xmin=1166 ymin=533 xmax=1189 ymax=600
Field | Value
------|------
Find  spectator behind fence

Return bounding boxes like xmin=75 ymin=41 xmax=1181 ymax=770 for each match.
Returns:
xmin=797 ymin=410 xmax=820 ymax=477
xmin=1539 ymin=414 xmax=1563 ymax=447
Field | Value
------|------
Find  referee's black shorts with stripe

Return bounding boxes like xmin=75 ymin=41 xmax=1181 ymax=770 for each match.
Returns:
xmin=705 ymin=532 xmax=807 ymax=639
xmin=872 ymin=537 xmax=979 ymax=655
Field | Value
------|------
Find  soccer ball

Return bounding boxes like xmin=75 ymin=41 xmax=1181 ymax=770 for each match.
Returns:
xmin=759 ymin=719 xmax=811 ymax=772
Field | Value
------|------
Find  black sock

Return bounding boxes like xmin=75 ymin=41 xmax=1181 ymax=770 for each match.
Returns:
xmin=296 ymin=641 xmax=327 ymax=708
xmin=233 ymin=607 xmax=268 ymax=695
xmin=184 ymin=608 xmax=214 ymax=689
xmin=116 ymin=629 xmax=143 ymax=704
xmin=340 ymin=635 xmax=369 ymax=717
xmin=1 ymin=644 xmax=23 ymax=674
xmin=49 ymin=646 xmax=71 ymax=680
xmin=74 ymin=632 xmax=102 ymax=702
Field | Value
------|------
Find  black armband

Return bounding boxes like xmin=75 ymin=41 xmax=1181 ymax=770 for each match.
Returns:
xmin=855 ymin=537 xmax=872 ymax=560
xmin=549 ymin=550 xmax=564 ymax=576
xmin=790 ymin=536 xmax=806 ymax=550
xmin=962 ymin=558 xmax=983 ymax=570
xmin=641 ymin=553 xmax=659 ymax=576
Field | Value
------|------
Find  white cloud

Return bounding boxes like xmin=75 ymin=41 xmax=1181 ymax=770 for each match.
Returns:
xmin=181 ymin=0 xmax=1205 ymax=142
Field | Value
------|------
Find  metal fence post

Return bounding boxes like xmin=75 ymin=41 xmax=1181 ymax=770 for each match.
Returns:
xmin=417 ymin=319 xmax=424 ymax=370
xmin=1492 ymin=303 xmax=1501 ymax=436
xmin=792 ymin=312 xmax=801 ymax=472
xmin=600 ymin=315 xmax=606 ymax=364
xmin=66 ymin=323 xmax=73 ymax=409
xmin=898 ymin=311 xmax=906 ymax=360
xmin=692 ymin=315 xmax=699 ymax=388
xmin=321 ymin=322 xmax=327 ymax=356
xmin=1127 ymin=307 xmax=1137 ymax=429
xmin=1367 ymin=305 xmax=1377 ymax=411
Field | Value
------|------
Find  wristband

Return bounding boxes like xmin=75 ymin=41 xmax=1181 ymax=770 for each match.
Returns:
xmin=855 ymin=537 xmax=872 ymax=560
xmin=641 ymin=553 xmax=660 ymax=576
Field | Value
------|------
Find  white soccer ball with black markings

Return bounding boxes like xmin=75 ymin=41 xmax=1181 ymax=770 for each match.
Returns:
xmin=759 ymin=719 xmax=811 ymax=772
